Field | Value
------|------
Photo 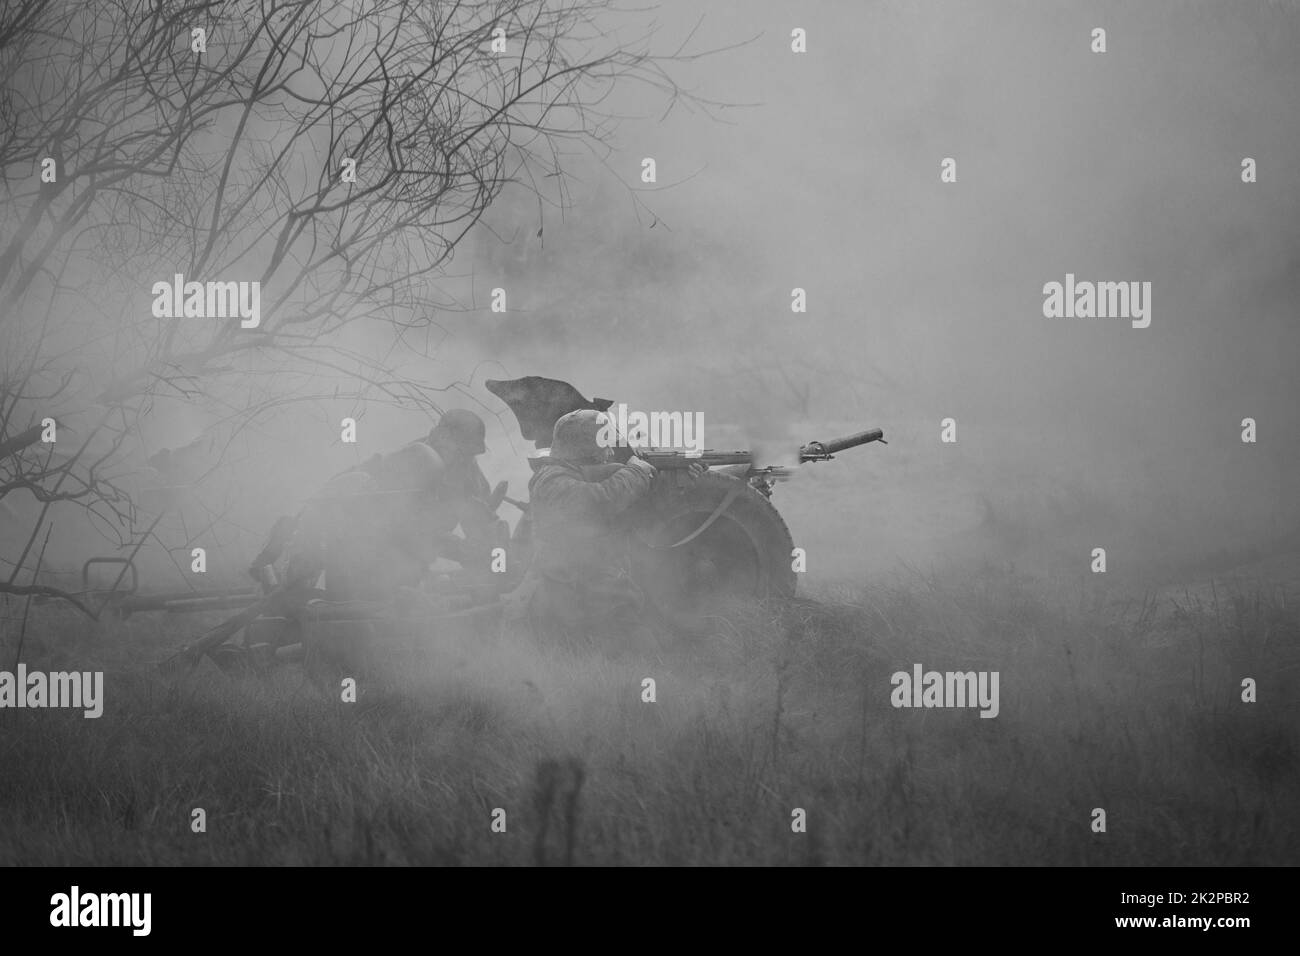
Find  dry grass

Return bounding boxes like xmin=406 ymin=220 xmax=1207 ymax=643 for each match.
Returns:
xmin=0 ymin=558 xmax=1296 ymax=865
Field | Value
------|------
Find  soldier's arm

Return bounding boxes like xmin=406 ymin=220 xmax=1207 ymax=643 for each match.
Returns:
xmin=540 ymin=458 xmax=655 ymax=519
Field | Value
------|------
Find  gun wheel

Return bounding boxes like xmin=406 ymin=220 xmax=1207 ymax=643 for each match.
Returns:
xmin=632 ymin=472 xmax=797 ymax=635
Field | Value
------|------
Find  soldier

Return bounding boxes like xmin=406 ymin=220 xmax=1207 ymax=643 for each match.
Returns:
xmin=425 ymin=407 xmax=490 ymax=500
xmin=249 ymin=409 xmax=501 ymax=601
xmin=303 ymin=442 xmax=440 ymax=602
xmin=422 ymin=408 xmax=503 ymax=572
xmin=504 ymin=408 xmax=703 ymax=647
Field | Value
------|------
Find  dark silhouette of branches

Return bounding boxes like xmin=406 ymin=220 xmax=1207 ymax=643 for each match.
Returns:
xmin=0 ymin=0 xmax=719 ymax=610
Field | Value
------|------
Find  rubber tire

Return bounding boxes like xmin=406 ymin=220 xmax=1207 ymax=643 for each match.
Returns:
xmin=630 ymin=472 xmax=796 ymax=635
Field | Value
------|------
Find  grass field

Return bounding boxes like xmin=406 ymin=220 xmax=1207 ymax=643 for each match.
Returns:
xmin=1 ymin=552 xmax=1296 ymax=866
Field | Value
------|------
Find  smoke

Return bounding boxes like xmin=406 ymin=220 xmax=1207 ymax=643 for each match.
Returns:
xmin=443 ymin=0 xmax=1300 ymax=584
xmin=6 ymin=0 xmax=1297 ymax=592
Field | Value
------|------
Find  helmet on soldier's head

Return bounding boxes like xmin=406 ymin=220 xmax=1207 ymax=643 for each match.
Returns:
xmin=428 ymin=408 xmax=487 ymax=456
xmin=550 ymin=409 xmax=613 ymax=463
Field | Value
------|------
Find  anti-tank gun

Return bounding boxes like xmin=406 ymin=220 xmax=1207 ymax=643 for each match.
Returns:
xmin=486 ymin=376 xmax=887 ymax=633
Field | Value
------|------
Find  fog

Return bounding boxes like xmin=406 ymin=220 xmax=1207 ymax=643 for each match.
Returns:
xmin=450 ymin=0 xmax=1300 ymax=584
xmin=4 ymin=0 xmax=1298 ymax=592
xmin=3 ymin=0 xmax=1298 ymax=874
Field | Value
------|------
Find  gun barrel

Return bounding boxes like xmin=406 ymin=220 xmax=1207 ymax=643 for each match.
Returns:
xmin=800 ymin=428 xmax=884 ymax=460
xmin=824 ymin=428 xmax=883 ymax=453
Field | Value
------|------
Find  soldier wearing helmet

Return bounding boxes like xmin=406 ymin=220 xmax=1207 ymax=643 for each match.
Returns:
xmin=503 ymin=409 xmax=702 ymax=647
xmin=527 ymin=410 xmax=656 ymax=587
xmin=421 ymin=408 xmax=501 ymax=570
xmin=252 ymin=409 xmax=502 ymax=602
xmin=424 ymin=408 xmax=492 ymax=528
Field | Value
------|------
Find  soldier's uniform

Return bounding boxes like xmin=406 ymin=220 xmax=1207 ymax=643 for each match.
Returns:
xmin=252 ymin=409 xmax=500 ymax=602
xmin=503 ymin=409 xmax=657 ymax=644
xmin=285 ymin=441 xmax=453 ymax=603
xmin=423 ymin=408 xmax=502 ymax=575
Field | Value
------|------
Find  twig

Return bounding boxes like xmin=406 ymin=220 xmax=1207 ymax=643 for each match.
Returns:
xmin=12 ymin=522 xmax=52 ymax=670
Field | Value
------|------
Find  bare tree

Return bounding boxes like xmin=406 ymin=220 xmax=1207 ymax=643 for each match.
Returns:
xmin=0 ymin=0 xmax=716 ymax=611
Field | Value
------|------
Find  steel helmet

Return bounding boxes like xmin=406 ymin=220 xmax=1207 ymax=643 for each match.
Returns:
xmin=550 ymin=408 xmax=613 ymax=463
xmin=428 ymin=408 xmax=487 ymax=456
